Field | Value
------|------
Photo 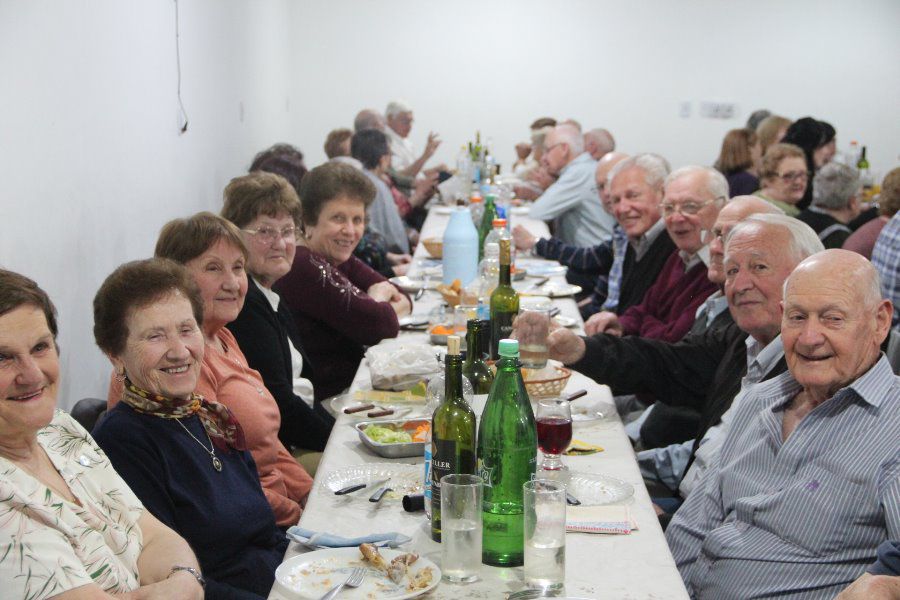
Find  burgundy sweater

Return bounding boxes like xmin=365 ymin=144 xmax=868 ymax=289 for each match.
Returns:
xmin=617 ymin=250 xmax=717 ymax=343
xmin=274 ymin=247 xmax=403 ymax=400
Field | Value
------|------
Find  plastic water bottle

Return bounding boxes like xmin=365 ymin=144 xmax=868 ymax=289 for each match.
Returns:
xmin=443 ymin=207 xmax=479 ymax=286
xmin=485 ymin=218 xmax=514 ymax=269
xmin=478 ymin=242 xmax=501 ymax=302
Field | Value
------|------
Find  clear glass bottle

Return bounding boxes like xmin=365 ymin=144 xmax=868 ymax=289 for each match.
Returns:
xmin=477 ymin=339 xmax=537 ymax=567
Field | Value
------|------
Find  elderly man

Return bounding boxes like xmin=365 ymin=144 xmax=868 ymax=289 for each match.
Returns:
xmin=511 ymin=153 xmax=627 ymax=301
xmin=384 ymin=101 xmax=440 ymax=179
xmin=529 ymin=124 xmax=616 ymax=247
xmin=353 ymin=108 xmax=386 ymax=132
xmin=585 ymin=166 xmax=722 ymax=343
xmin=667 ymin=249 xmax=898 ymax=599
xmin=583 ymin=128 xmax=616 ymax=161
xmin=636 ymin=196 xmax=783 ymax=455
xmin=542 ymin=215 xmax=823 ymax=484
xmin=797 ymin=162 xmax=861 ymax=248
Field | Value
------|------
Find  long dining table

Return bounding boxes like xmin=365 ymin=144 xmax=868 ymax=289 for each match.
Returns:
xmin=269 ymin=206 xmax=689 ymax=599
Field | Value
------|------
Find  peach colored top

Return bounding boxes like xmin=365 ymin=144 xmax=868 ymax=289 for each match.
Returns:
xmin=107 ymin=328 xmax=312 ymax=526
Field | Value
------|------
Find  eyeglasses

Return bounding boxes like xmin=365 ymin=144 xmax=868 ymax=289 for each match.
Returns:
xmin=243 ymin=226 xmax=297 ymax=245
xmin=776 ymin=170 xmax=810 ymax=183
xmin=701 ymin=227 xmax=725 ymax=245
xmin=543 ymin=142 xmax=564 ymax=154
xmin=660 ymin=197 xmax=722 ymax=217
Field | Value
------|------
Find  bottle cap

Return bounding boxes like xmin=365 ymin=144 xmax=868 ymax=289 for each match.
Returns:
xmin=470 ymin=196 xmax=483 ymax=204
xmin=447 ymin=335 xmax=461 ymax=355
xmin=492 ymin=218 xmax=507 ymax=227
xmin=498 ymin=339 xmax=519 ymax=357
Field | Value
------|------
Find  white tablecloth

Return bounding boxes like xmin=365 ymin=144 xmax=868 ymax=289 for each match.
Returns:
xmin=270 ymin=208 xmax=689 ymax=599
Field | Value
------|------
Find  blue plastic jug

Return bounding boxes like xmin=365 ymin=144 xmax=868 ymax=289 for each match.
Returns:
xmin=442 ymin=207 xmax=479 ymax=286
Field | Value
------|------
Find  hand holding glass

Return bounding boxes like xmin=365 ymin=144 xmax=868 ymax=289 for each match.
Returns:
xmin=516 ymin=306 xmax=551 ymax=369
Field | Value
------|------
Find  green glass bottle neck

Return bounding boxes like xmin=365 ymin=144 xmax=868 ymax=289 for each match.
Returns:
xmin=444 ymin=355 xmax=465 ymax=403
xmin=498 ymin=263 xmax=511 ymax=286
xmin=464 ymin=325 xmax=480 ymax=365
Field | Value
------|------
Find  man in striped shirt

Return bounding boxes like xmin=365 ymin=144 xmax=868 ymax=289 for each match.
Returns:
xmin=666 ymin=249 xmax=899 ymax=599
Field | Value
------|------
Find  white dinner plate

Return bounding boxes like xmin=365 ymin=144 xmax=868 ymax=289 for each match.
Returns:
xmin=510 ymin=205 xmax=531 ymax=215
xmin=319 ymin=463 xmax=423 ymax=503
xmin=432 ymin=205 xmax=453 ymax=215
xmin=541 ymin=283 xmax=581 ymax=298
xmin=390 ymin=276 xmax=439 ymax=294
xmin=275 ymin=547 xmax=440 ymax=599
xmin=566 ymin=471 xmax=634 ymax=505
xmin=553 ymin=315 xmax=578 ymax=328
xmin=519 ymin=262 xmax=567 ymax=277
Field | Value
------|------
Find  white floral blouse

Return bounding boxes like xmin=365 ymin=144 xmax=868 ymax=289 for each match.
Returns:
xmin=0 ymin=410 xmax=144 ymax=599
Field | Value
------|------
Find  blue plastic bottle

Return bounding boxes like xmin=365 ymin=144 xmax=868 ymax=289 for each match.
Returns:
xmin=442 ymin=207 xmax=479 ymax=286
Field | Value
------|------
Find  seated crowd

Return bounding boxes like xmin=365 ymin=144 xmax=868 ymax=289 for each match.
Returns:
xmin=1 ymin=103 xmax=898 ymax=600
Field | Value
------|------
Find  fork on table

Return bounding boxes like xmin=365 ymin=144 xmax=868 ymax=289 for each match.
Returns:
xmin=318 ymin=567 xmax=366 ymax=599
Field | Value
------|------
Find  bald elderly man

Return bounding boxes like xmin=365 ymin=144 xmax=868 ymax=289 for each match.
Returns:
xmin=529 ymin=124 xmax=617 ymax=247
xmin=667 ymin=249 xmax=899 ymax=599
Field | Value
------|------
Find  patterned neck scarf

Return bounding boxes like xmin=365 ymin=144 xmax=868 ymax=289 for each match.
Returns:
xmin=120 ymin=378 xmax=246 ymax=452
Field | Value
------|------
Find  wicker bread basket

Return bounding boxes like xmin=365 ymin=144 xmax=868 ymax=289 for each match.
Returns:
xmin=522 ymin=366 xmax=572 ymax=398
xmin=422 ymin=237 xmax=443 ymax=259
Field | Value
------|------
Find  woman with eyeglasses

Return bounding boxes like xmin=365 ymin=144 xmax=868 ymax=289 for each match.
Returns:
xmin=754 ymin=143 xmax=808 ymax=217
xmin=274 ymin=162 xmax=412 ymax=401
xmin=221 ymin=172 xmax=334 ymax=470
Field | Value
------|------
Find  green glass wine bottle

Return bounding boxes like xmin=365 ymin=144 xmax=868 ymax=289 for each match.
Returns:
xmin=462 ymin=319 xmax=493 ymax=394
xmin=478 ymin=194 xmax=498 ymax=261
xmin=431 ymin=335 xmax=477 ymax=542
xmin=477 ymin=338 xmax=537 ymax=567
xmin=490 ymin=238 xmax=519 ymax=359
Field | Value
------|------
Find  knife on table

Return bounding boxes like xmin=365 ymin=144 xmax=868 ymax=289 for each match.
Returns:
xmin=334 ymin=478 xmax=390 ymax=496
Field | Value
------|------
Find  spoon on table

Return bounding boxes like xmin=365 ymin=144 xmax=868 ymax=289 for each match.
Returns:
xmin=562 ymin=389 xmax=588 ymax=402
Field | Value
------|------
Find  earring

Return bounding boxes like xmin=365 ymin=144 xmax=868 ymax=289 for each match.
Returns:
xmin=115 ymin=369 xmax=126 ymax=383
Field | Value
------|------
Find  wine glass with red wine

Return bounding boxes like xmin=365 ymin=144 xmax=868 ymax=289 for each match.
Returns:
xmin=536 ymin=398 xmax=573 ymax=471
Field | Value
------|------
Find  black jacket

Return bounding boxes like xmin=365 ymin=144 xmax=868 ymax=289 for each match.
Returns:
xmin=227 ymin=277 xmax=334 ymax=452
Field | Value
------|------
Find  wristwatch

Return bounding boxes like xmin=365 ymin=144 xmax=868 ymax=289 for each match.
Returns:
xmin=168 ymin=565 xmax=206 ymax=589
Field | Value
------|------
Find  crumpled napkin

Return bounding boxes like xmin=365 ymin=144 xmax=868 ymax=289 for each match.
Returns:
xmin=286 ymin=526 xmax=412 ymax=548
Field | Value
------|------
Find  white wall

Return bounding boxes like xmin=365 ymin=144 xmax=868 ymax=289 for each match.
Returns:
xmin=0 ymin=1 xmax=298 ymax=408
xmin=289 ymin=0 xmax=900 ymax=171
xmin=2 ymin=0 xmax=898 ymax=409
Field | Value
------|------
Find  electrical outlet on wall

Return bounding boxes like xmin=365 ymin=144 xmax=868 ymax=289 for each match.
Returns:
xmin=700 ymin=101 xmax=737 ymax=119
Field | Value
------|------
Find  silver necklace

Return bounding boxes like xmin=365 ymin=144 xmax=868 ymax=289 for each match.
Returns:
xmin=174 ymin=418 xmax=223 ymax=472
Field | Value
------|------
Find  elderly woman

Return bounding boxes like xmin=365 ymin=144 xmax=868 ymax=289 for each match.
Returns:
xmin=275 ymin=162 xmax=412 ymax=400
xmin=108 ymin=212 xmax=313 ymax=527
xmin=93 ymin=259 xmax=286 ymax=599
xmin=715 ymin=128 xmax=762 ymax=197
xmin=221 ymin=171 xmax=334 ymax=457
xmin=754 ymin=143 xmax=808 ymax=217
xmin=0 ymin=269 xmax=203 ymax=600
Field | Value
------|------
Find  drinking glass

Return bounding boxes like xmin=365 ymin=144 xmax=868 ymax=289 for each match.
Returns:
xmin=516 ymin=304 xmax=551 ymax=369
xmin=440 ymin=474 xmax=483 ymax=583
xmin=536 ymin=398 xmax=572 ymax=471
xmin=523 ymin=479 xmax=566 ymax=592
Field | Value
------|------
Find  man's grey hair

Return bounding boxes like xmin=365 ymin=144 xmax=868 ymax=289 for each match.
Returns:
xmin=746 ymin=109 xmax=772 ymax=131
xmin=552 ymin=124 xmax=584 ymax=156
xmin=354 ymin=109 xmax=385 ymax=132
xmin=725 ymin=213 xmax=824 ymax=264
xmin=608 ymin=153 xmax=671 ymax=190
xmin=385 ymin=100 xmax=412 ymax=118
xmin=665 ymin=166 xmax=729 ymax=202
xmin=584 ymin=128 xmax=616 ymax=155
xmin=812 ymin=162 xmax=859 ymax=210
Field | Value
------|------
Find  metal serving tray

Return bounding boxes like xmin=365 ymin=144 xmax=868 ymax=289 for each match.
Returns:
xmin=354 ymin=418 xmax=428 ymax=458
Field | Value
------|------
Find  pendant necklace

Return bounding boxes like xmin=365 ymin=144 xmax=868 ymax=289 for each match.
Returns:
xmin=175 ymin=418 xmax=223 ymax=472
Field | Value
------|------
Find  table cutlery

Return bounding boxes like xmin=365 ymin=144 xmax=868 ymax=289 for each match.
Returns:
xmin=318 ymin=566 xmax=366 ymax=600
xmin=566 ymin=492 xmax=582 ymax=506
xmin=562 ymin=389 xmax=588 ymax=402
xmin=369 ymin=485 xmax=393 ymax=502
xmin=334 ymin=478 xmax=389 ymax=496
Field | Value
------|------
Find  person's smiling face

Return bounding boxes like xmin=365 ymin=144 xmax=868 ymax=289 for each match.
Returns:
xmin=110 ymin=292 xmax=204 ymax=400
xmin=0 ymin=306 xmax=59 ymax=440
xmin=183 ymin=238 xmax=248 ymax=333
xmin=304 ymin=195 xmax=366 ymax=265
